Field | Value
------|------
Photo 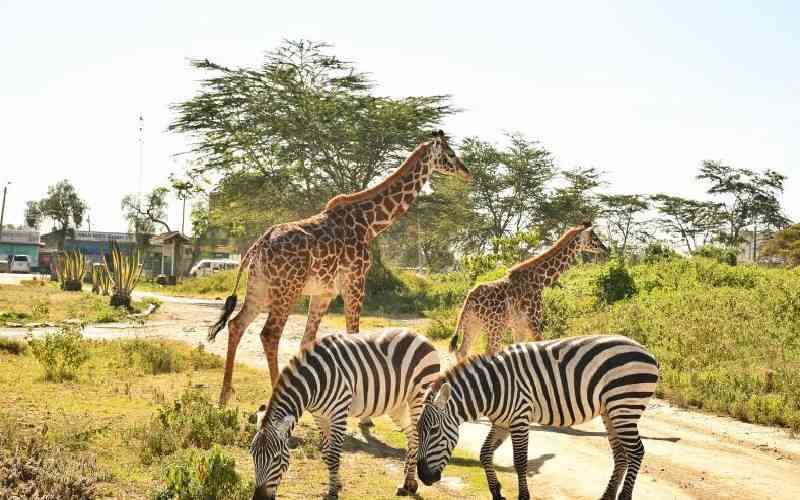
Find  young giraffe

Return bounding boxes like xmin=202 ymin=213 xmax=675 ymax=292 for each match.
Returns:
xmin=210 ymin=131 xmax=470 ymax=405
xmin=449 ymin=222 xmax=607 ymax=362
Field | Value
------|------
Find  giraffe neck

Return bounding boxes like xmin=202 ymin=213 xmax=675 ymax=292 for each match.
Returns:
xmin=362 ymin=153 xmax=434 ymax=240
xmin=538 ymin=237 xmax=581 ymax=286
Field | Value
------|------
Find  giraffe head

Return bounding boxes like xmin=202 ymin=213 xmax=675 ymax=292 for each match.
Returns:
xmin=426 ymin=130 xmax=471 ymax=180
xmin=577 ymin=221 xmax=608 ymax=254
xmin=250 ymin=406 xmax=294 ymax=500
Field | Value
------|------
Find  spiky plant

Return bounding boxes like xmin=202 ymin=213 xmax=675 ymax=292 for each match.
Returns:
xmin=91 ymin=264 xmax=112 ymax=296
xmin=105 ymin=241 xmax=143 ymax=308
xmin=58 ymin=252 xmax=88 ymax=292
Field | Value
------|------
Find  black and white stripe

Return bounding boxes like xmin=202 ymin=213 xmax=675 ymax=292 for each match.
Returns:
xmin=417 ymin=335 xmax=659 ymax=500
xmin=251 ymin=328 xmax=440 ymax=500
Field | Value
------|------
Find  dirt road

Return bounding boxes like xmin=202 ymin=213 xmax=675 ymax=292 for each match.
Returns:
xmin=4 ymin=294 xmax=799 ymax=499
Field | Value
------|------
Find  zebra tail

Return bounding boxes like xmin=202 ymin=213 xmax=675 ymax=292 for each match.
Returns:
xmin=207 ymin=248 xmax=252 ymax=342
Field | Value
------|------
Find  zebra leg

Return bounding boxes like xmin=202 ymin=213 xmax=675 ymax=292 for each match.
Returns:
xmin=600 ymin=414 xmax=627 ymax=500
xmin=391 ymin=400 xmax=423 ymax=496
xmin=322 ymin=416 xmax=347 ymax=499
xmin=510 ymin=424 xmax=531 ymax=500
xmin=314 ymin=414 xmax=331 ymax=455
xmin=480 ymin=425 xmax=510 ymax=500
xmin=612 ymin=418 xmax=645 ymax=500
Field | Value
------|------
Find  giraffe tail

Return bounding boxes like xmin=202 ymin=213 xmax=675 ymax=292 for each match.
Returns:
xmin=448 ymin=297 xmax=470 ymax=354
xmin=207 ymin=247 xmax=253 ymax=342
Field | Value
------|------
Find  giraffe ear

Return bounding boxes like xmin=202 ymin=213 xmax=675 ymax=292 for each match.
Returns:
xmin=433 ymin=383 xmax=452 ymax=409
xmin=274 ymin=415 xmax=295 ymax=437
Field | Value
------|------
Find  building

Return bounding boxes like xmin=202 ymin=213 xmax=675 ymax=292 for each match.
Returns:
xmin=0 ymin=227 xmax=43 ymax=270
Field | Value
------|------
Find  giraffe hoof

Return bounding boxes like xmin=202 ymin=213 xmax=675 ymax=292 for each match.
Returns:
xmin=395 ymin=479 xmax=418 ymax=496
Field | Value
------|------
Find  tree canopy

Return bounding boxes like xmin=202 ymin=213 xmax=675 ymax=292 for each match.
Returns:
xmin=25 ymin=180 xmax=87 ymax=250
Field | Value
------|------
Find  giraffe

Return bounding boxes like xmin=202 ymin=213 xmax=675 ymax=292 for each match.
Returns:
xmin=210 ymin=130 xmax=470 ymax=405
xmin=449 ymin=222 xmax=607 ymax=362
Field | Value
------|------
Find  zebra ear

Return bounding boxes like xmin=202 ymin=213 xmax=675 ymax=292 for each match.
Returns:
xmin=274 ymin=415 xmax=295 ymax=437
xmin=253 ymin=404 xmax=267 ymax=427
xmin=433 ymin=383 xmax=452 ymax=409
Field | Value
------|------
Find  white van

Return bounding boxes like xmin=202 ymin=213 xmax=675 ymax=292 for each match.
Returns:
xmin=189 ymin=259 xmax=239 ymax=277
xmin=10 ymin=255 xmax=32 ymax=273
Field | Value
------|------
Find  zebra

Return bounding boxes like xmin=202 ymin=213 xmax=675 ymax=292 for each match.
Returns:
xmin=250 ymin=328 xmax=440 ymax=500
xmin=416 ymin=335 xmax=659 ymax=500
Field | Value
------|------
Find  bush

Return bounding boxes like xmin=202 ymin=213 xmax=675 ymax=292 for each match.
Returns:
xmin=693 ymin=245 xmax=738 ymax=266
xmin=0 ymin=338 xmax=27 ymax=355
xmin=28 ymin=326 xmax=90 ymax=381
xmin=154 ymin=446 xmax=252 ymax=500
xmin=594 ymin=259 xmax=636 ymax=304
xmin=121 ymin=341 xmax=222 ymax=375
xmin=137 ymin=389 xmax=251 ymax=464
xmin=642 ymin=242 xmax=679 ymax=264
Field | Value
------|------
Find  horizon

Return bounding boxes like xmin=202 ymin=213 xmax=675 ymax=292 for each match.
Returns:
xmin=2 ymin=1 xmax=798 ymax=235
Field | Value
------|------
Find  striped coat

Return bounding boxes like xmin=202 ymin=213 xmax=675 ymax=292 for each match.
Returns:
xmin=251 ymin=328 xmax=440 ymax=500
xmin=417 ymin=335 xmax=659 ymax=500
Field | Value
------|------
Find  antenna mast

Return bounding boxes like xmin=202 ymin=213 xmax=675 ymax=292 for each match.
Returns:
xmin=138 ymin=114 xmax=144 ymax=198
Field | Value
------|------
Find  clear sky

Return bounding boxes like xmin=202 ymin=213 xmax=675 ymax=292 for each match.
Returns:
xmin=1 ymin=0 xmax=798 ymax=233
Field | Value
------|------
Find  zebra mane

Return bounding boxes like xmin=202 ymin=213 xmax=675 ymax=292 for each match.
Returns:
xmin=433 ymin=353 xmax=491 ymax=391
xmin=262 ymin=354 xmax=306 ymax=425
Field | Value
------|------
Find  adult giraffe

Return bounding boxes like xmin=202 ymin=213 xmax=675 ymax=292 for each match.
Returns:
xmin=449 ymin=222 xmax=607 ymax=362
xmin=211 ymin=131 xmax=470 ymax=405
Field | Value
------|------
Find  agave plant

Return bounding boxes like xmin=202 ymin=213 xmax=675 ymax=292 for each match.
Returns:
xmin=91 ymin=264 xmax=112 ymax=296
xmin=104 ymin=241 xmax=143 ymax=308
xmin=57 ymin=251 xmax=88 ymax=291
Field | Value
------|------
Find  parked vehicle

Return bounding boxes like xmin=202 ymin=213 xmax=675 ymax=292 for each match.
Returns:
xmin=9 ymin=255 xmax=32 ymax=273
xmin=189 ymin=259 xmax=239 ymax=277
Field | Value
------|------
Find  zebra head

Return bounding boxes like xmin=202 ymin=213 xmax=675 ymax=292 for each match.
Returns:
xmin=416 ymin=382 xmax=459 ymax=485
xmin=250 ymin=409 xmax=295 ymax=500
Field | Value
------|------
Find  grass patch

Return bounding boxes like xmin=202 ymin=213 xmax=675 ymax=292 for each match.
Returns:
xmin=0 ymin=337 xmax=495 ymax=499
xmin=0 ymin=282 xmax=156 ymax=326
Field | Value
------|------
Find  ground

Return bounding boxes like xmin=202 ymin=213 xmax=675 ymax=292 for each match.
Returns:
xmin=2 ymin=286 xmax=800 ymax=499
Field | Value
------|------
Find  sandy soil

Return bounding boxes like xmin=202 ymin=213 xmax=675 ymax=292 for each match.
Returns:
xmin=3 ymin=293 xmax=799 ymax=500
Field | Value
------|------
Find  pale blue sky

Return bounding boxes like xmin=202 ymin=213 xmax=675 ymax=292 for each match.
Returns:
xmin=1 ymin=0 xmax=798 ymax=232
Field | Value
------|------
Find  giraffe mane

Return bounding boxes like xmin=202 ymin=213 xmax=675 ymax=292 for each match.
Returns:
xmin=324 ymin=142 xmax=430 ymax=210
xmin=507 ymin=223 xmax=588 ymax=274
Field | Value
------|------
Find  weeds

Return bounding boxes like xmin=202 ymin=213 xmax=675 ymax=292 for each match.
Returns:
xmin=28 ymin=326 xmax=90 ymax=381
xmin=121 ymin=340 xmax=222 ymax=375
xmin=0 ymin=338 xmax=27 ymax=355
xmin=154 ymin=446 xmax=252 ymax=500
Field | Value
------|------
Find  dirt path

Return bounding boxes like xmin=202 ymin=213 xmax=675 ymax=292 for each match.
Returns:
xmin=4 ymin=294 xmax=799 ymax=499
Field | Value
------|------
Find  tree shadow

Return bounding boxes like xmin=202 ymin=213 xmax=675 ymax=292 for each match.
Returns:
xmin=341 ymin=425 xmax=407 ymax=460
xmin=467 ymin=419 xmax=680 ymax=443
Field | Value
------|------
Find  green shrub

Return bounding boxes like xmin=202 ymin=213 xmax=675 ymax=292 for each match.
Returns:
xmin=137 ymin=389 xmax=251 ymax=464
xmin=693 ymin=245 xmax=738 ymax=266
xmin=594 ymin=259 xmax=636 ymax=304
xmin=154 ymin=446 xmax=252 ymax=500
xmin=28 ymin=326 xmax=90 ymax=381
xmin=642 ymin=242 xmax=680 ymax=264
xmin=0 ymin=338 xmax=27 ymax=355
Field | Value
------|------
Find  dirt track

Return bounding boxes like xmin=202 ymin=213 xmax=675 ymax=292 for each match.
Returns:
xmin=5 ymin=293 xmax=799 ymax=499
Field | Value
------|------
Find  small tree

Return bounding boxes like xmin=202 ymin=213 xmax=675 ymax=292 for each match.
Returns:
xmin=598 ymin=194 xmax=650 ymax=257
xmin=25 ymin=180 xmax=87 ymax=250
xmin=650 ymin=194 xmax=725 ymax=253
xmin=760 ymin=224 xmax=800 ymax=266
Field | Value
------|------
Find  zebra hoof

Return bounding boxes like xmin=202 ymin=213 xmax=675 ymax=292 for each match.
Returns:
xmin=359 ymin=417 xmax=375 ymax=428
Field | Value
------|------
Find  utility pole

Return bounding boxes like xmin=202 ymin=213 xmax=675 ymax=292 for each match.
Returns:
xmin=0 ymin=181 xmax=10 ymax=241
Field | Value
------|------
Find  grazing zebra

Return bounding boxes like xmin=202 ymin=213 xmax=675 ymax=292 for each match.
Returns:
xmin=250 ymin=328 xmax=440 ymax=500
xmin=417 ymin=335 xmax=659 ymax=500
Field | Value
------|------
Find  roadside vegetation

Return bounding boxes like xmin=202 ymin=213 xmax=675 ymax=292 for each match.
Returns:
xmin=0 ymin=280 xmax=158 ymax=327
xmin=0 ymin=337 xmax=499 ymax=499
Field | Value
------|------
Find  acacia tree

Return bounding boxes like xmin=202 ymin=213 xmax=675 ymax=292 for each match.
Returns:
xmin=121 ymin=187 xmax=172 ymax=240
xmin=25 ymin=180 xmax=87 ymax=250
xmin=650 ymin=194 xmax=724 ymax=253
xmin=170 ymin=40 xmax=455 ymax=238
xmin=537 ymin=166 xmax=603 ymax=240
xmin=697 ymin=161 xmax=790 ymax=258
xmin=597 ymin=194 xmax=650 ymax=257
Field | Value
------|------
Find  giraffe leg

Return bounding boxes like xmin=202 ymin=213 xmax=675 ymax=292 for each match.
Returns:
xmin=259 ymin=307 xmax=291 ymax=385
xmin=480 ymin=425 xmax=510 ymax=500
xmin=218 ymin=296 xmax=263 ymax=406
xmin=455 ymin=315 xmax=481 ymax=363
xmin=342 ymin=275 xmax=366 ymax=335
xmin=485 ymin=323 xmax=506 ymax=357
xmin=301 ymin=293 xmax=334 ymax=349
xmin=600 ymin=414 xmax=628 ymax=500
